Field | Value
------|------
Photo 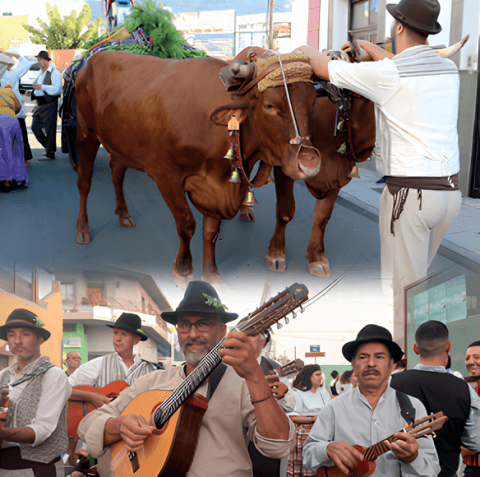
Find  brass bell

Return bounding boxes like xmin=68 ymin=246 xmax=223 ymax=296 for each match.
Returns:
xmin=242 ymin=189 xmax=259 ymax=206
xmin=337 ymin=142 xmax=347 ymax=155
xmin=229 ymin=169 xmax=241 ymax=183
xmin=224 ymin=148 xmax=234 ymax=160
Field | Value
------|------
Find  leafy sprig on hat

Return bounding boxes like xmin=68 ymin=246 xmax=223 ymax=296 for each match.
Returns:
xmin=203 ymin=293 xmax=228 ymax=310
xmin=35 ymin=317 xmax=45 ymax=328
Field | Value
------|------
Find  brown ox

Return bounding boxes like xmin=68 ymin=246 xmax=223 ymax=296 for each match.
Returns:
xmin=263 ymin=92 xmax=375 ymax=277
xmin=74 ymin=50 xmax=320 ymax=287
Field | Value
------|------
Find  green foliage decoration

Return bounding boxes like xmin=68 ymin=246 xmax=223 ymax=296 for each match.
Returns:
xmin=22 ymin=3 xmax=102 ymax=50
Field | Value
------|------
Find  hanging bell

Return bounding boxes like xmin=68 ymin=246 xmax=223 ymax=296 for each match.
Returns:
xmin=292 ymin=311 xmax=297 ymax=319
xmin=300 ymin=305 xmax=305 ymax=313
xmin=229 ymin=169 xmax=241 ymax=183
xmin=224 ymin=147 xmax=234 ymax=161
xmin=242 ymin=189 xmax=259 ymax=206
xmin=348 ymin=165 xmax=360 ymax=179
xmin=337 ymin=120 xmax=344 ymax=131
xmin=337 ymin=142 xmax=347 ymax=155
xmin=276 ymin=322 xmax=283 ymax=330
xmin=284 ymin=316 xmax=289 ymax=325
xmin=267 ymin=176 xmax=275 ymax=184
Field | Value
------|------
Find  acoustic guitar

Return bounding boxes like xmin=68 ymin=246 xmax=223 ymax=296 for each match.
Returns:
xmin=109 ymin=283 xmax=309 ymax=477
xmin=315 ymin=412 xmax=448 ymax=477
xmin=268 ymin=359 xmax=305 ymax=399
xmin=68 ymin=380 xmax=129 ymax=439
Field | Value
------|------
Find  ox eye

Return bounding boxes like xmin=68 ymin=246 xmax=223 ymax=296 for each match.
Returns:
xmin=264 ymin=104 xmax=274 ymax=110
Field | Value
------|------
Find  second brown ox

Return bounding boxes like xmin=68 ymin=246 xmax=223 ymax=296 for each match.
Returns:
xmin=74 ymin=50 xmax=320 ymax=287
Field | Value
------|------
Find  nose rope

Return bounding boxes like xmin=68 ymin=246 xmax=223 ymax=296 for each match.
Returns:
xmin=275 ymin=51 xmax=303 ymax=145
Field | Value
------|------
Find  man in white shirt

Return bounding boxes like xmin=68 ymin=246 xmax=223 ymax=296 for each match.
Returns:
xmin=297 ymin=0 xmax=462 ymax=338
xmin=0 ymin=308 xmax=72 ymax=477
xmin=31 ymin=50 xmax=62 ymax=160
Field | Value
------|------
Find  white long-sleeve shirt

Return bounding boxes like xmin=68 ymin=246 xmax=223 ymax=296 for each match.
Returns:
xmin=0 ymin=356 xmax=72 ymax=447
xmin=0 ymin=57 xmax=32 ymax=118
xmin=33 ymin=63 xmax=62 ymax=97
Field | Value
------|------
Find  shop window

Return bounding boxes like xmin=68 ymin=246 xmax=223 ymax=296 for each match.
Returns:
xmin=351 ymin=0 xmax=378 ymax=33
xmin=61 ymin=283 xmax=75 ymax=302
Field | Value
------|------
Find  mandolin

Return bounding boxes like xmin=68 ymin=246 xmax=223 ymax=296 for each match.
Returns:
xmin=268 ymin=359 xmax=305 ymax=399
xmin=68 ymin=380 xmax=129 ymax=439
xmin=315 ymin=412 xmax=448 ymax=477
xmin=109 ymin=283 xmax=309 ymax=477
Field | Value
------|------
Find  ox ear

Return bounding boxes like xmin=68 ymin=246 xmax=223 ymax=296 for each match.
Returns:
xmin=210 ymin=99 xmax=251 ymax=127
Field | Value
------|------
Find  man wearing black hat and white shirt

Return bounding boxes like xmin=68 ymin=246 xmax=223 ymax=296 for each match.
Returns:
xmin=31 ymin=50 xmax=62 ymax=160
xmin=0 ymin=308 xmax=72 ymax=476
xmin=78 ymin=281 xmax=295 ymax=476
xmin=69 ymin=313 xmax=158 ymax=399
xmin=296 ymin=0 xmax=462 ymax=342
xmin=302 ymin=324 xmax=439 ymax=476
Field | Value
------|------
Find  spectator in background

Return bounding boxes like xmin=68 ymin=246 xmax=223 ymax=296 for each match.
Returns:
xmin=65 ymin=351 xmax=82 ymax=377
xmin=392 ymin=357 xmax=407 ymax=375
xmin=336 ymin=370 xmax=353 ymax=395
xmin=330 ymin=370 xmax=339 ymax=396
xmin=391 ymin=321 xmax=480 ymax=477
xmin=350 ymin=372 xmax=359 ymax=389
xmin=0 ymin=53 xmax=27 ymax=193
xmin=291 ymin=364 xmax=331 ymax=416
xmin=462 ymin=341 xmax=480 ymax=477
xmin=31 ymin=51 xmax=62 ymax=161
xmin=0 ymin=50 xmax=33 ymax=165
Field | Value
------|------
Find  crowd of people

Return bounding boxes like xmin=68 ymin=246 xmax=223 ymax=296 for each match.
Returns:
xmin=0 ymin=280 xmax=478 ymax=477
xmin=0 ymin=49 xmax=62 ymax=192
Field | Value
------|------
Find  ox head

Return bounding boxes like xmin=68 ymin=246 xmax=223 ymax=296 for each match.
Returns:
xmin=211 ymin=52 xmax=321 ymax=181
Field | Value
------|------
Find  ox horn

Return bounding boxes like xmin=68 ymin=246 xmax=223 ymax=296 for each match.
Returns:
xmin=435 ymin=34 xmax=469 ymax=58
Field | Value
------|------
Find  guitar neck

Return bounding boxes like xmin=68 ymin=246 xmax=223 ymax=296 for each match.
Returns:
xmin=152 ymin=336 xmax=226 ymax=428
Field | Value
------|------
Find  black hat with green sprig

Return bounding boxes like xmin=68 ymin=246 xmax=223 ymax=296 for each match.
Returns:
xmin=0 ymin=308 xmax=51 ymax=341
xmin=161 ymin=281 xmax=238 ymax=325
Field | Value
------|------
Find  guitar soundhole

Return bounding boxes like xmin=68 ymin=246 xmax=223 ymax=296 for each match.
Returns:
xmin=128 ymin=451 xmax=140 ymax=473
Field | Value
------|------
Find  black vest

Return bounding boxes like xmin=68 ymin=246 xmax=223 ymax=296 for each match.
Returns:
xmin=391 ymin=369 xmax=471 ymax=476
xmin=248 ymin=356 xmax=282 ymax=477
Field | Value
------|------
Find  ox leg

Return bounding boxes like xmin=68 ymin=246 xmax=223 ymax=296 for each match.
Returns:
xmin=266 ymin=167 xmax=295 ymax=272
xmin=75 ymin=136 xmax=100 ymax=244
xmin=306 ymin=189 xmax=340 ymax=278
xmin=110 ymin=159 xmax=135 ymax=228
xmin=202 ymin=216 xmax=227 ymax=289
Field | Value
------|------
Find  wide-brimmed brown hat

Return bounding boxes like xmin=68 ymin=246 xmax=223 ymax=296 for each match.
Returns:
xmin=0 ymin=309 xmax=51 ymax=341
xmin=342 ymin=324 xmax=404 ymax=363
xmin=106 ymin=313 xmax=148 ymax=341
xmin=387 ymin=0 xmax=441 ymax=35
xmin=161 ymin=281 xmax=238 ymax=325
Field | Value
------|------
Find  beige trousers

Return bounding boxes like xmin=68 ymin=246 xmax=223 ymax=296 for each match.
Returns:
xmin=379 ymin=187 xmax=462 ymax=348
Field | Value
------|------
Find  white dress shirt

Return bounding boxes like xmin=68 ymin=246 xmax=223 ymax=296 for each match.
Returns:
xmin=68 ymin=353 xmax=144 ymax=387
xmin=33 ymin=63 xmax=62 ymax=97
xmin=0 ymin=57 xmax=31 ymax=118
xmin=0 ymin=356 xmax=72 ymax=448
xmin=290 ymin=387 xmax=331 ymax=416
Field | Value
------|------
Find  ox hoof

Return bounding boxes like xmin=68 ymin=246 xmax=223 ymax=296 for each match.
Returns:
xmin=266 ymin=256 xmax=286 ymax=272
xmin=120 ymin=217 xmax=136 ymax=228
xmin=240 ymin=206 xmax=255 ymax=222
xmin=308 ymin=262 xmax=331 ymax=278
xmin=75 ymin=230 xmax=91 ymax=244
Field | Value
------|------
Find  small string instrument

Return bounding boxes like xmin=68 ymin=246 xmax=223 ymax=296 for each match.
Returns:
xmin=68 ymin=380 xmax=129 ymax=439
xmin=108 ymin=283 xmax=308 ymax=477
xmin=315 ymin=411 xmax=448 ymax=477
xmin=268 ymin=359 xmax=305 ymax=399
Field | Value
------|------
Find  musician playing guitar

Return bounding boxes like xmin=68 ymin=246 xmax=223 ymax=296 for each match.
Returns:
xmin=302 ymin=324 xmax=440 ymax=476
xmin=0 ymin=308 xmax=72 ymax=477
xmin=78 ymin=281 xmax=294 ymax=476
xmin=247 ymin=328 xmax=296 ymax=477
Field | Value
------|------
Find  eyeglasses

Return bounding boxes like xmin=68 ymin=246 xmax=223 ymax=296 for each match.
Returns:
xmin=176 ymin=320 xmax=220 ymax=334
xmin=67 ymin=357 xmax=81 ymax=361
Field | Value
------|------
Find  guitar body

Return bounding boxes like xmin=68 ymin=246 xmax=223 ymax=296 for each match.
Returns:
xmin=110 ymin=390 xmax=208 ymax=477
xmin=68 ymin=380 xmax=129 ymax=439
xmin=315 ymin=447 xmax=376 ymax=477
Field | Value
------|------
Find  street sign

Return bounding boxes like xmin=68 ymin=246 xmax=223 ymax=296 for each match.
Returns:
xmin=310 ymin=345 xmax=320 ymax=352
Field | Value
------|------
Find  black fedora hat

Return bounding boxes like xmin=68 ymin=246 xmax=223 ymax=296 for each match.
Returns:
xmin=0 ymin=308 xmax=51 ymax=341
xmin=342 ymin=324 xmax=404 ymax=363
xmin=161 ymin=281 xmax=238 ymax=325
xmin=106 ymin=313 xmax=148 ymax=341
xmin=387 ymin=0 xmax=441 ymax=35
xmin=35 ymin=50 xmax=52 ymax=61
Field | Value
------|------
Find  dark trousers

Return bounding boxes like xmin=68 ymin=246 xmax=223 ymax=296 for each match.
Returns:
xmin=18 ymin=117 xmax=33 ymax=161
xmin=465 ymin=467 xmax=480 ymax=477
xmin=31 ymin=109 xmax=57 ymax=155
xmin=0 ymin=447 xmax=60 ymax=476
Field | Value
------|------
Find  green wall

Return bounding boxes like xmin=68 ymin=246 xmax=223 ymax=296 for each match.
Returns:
xmin=62 ymin=323 xmax=88 ymax=369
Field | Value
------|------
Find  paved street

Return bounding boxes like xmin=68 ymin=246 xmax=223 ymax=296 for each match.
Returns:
xmin=0 ymin=99 xmax=460 ymax=362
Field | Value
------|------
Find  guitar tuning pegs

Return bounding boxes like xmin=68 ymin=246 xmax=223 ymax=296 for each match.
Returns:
xmin=292 ymin=311 xmax=297 ymax=319
xmin=284 ymin=317 xmax=289 ymax=325
xmin=277 ymin=322 xmax=283 ymax=330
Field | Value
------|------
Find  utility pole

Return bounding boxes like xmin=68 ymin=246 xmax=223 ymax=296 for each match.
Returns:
xmin=266 ymin=0 xmax=274 ymax=50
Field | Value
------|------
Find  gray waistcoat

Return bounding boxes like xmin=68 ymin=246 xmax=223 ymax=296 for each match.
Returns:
xmin=0 ymin=358 xmax=68 ymax=464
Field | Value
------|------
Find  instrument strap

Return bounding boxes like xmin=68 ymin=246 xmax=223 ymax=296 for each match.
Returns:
xmin=395 ymin=390 xmax=416 ymax=425
xmin=10 ymin=362 xmax=55 ymax=388
xmin=207 ymin=363 xmax=227 ymax=402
